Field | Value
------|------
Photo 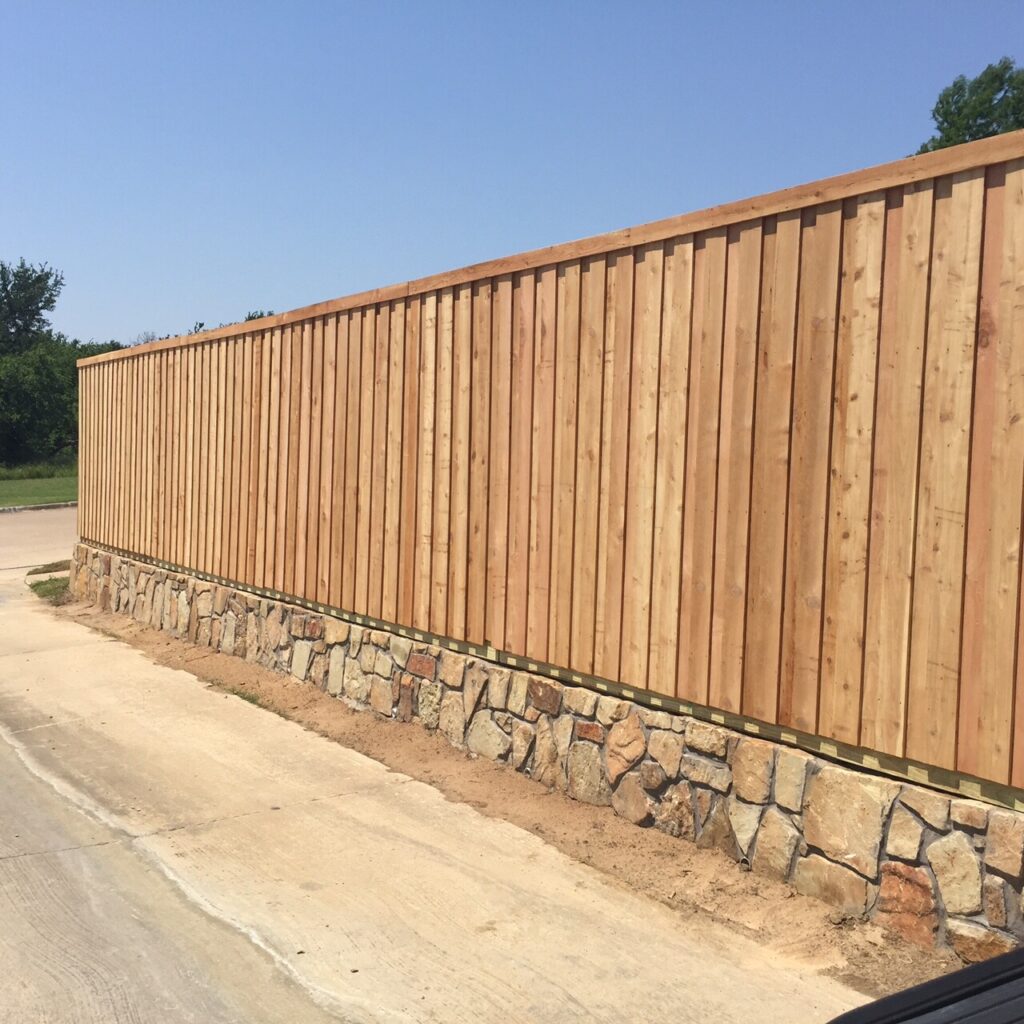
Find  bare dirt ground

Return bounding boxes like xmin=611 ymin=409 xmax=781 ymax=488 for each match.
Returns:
xmin=63 ymin=599 xmax=960 ymax=1001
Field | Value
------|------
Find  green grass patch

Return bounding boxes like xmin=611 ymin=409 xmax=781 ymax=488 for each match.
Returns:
xmin=27 ymin=560 xmax=72 ymax=576
xmin=0 ymin=475 xmax=77 ymax=508
xmin=0 ymin=455 xmax=78 ymax=481
xmin=234 ymin=690 xmax=265 ymax=707
xmin=29 ymin=577 xmax=71 ymax=606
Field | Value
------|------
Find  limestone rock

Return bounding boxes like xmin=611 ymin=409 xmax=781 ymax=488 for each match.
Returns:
xmin=681 ymin=754 xmax=731 ymax=793
xmin=951 ymin=799 xmax=989 ymax=832
xmin=986 ymin=810 xmax=1024 ymax=880
xmin=696 ymin=797 xmax=739 ymax=859
xmin=612 ymin=772 xmax=653 ymax=825
xmin=566 ymin=742 xmax=610 ymax=805
xmin=532 ymin=717 xmax=564 ymax=790
xmin=927 ymin=831 xmax=982 ymax=915
xmin=563 ymin=687 xmax=598 ymax=717
xmin=605 ymin=714 xmax=647 ymax=785
xmin=647 ymin=730 xmax=684 ymax=779
xmin=389 ymin=636 xmax=412 ymax=668
xmin=327 ymin=646 xmax=345 ymax=696
xmin=774 ymin=748 xmax=811 ymax=813
xmin=655 ymin=783 xmax=697 ymax=841
xmin=369 ymin=676 xmax=393 ymax=716
xmin=685 ymin=719 xmax=730 ymax=758
xmin=343 ymin=658 xmax=371 ymax=704
xmin=487 ymin=667 xmax=511 ymax=710
xmin=575 ymin=720 xmax=605 ymax=744
xmin=528 ymin=678 xmax=563 ymax=716
xmin=802 ymin=766 xmax=899 ymax=878
xmin=553 ymin=715 xmax=574 ymax=759
xmin=873 ymin=862 xmax=938 ymax=948
xmin=439 ymin=690 xmax=466 ymax=746
xmin=511 ymin=721 xmax=534 ymax=770
xmin=466 ymin=713 xmax=512 ymax=761
xmin=639 ymin=708 xmax=672 ymax=730
xmin=406 ymin=652 xmax=437 ymax=680
xmin=793 ymin=855 xmax=872 ymax=915
xmin=751 ymin=808 xmax=800 ymax=881
xmin=417 ymin=680 xmax=442 ymax=730
xmin=291 ymin=640 xmax=312 ymax=680
xmin=324 ymin=618 xmax=349 ymax=645
xmin=732 ymin=738 xmax=774 ymax=803
xmin=639 ymin=760 xmax=667 ymax=792
xmin=596 ymin=696 xmax=629 ymax=727
xmin=728 ymin=798 xmax=763 ymax=856
xmin=900 ymin=787 xmax=950 ymax=831
xmin=373 ymin=649 xmax=393 ymax=679
xmin=886 ymin=805 xmax=924 ymax=861
xmin=946 ymin=919 xmax=1016 ymax=964
xmin=984 ymin=874 xmax=1008 ymax=928
xmin=221 ymin=611 xmax=237 ymax=656
xmin=358 ymin=643 xmax=377 ymax=674
xmin=464 ymin=661 xmax=488 ymax=717
xmin=507 ymin=673 xmax=529 ymax=716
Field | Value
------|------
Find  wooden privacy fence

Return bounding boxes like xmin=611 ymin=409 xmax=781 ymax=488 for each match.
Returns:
xmin=79 ymin=132 xmax=1024 ymax=789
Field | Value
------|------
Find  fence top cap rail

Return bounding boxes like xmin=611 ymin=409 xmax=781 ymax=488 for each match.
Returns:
xmin=79 ymin=128 xmax=1024 ymax=369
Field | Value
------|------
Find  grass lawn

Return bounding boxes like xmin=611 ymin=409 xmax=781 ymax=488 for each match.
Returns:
xmin=0 ymin=475 xmax=78 ymax=509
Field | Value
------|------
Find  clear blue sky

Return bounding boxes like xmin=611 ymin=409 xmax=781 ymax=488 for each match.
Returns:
xmin=4 ymin=1 xmax=1022 ymax=344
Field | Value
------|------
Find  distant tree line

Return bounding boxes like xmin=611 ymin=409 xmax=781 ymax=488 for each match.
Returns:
xmin=0 ymin=259 xmax=121 ymax=465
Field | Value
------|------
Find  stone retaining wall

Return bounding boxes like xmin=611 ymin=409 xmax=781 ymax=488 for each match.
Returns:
xmin=72 ymin=543 xmax=1024 ymax=963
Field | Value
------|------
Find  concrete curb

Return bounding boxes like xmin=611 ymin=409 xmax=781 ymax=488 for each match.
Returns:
xmin=0 ymin=501 xmax=78 ymax=515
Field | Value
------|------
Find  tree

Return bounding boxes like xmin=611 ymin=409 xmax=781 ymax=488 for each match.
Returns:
xmin=245 ymin=309 xmax=274 ymax=321
xmin=0 ymin=259 xmax=65 ymax=355
xmin=0 ymin=258 xmax=120 ymax=464
xmin=919 ymin=57 xmax=1024 ymax=153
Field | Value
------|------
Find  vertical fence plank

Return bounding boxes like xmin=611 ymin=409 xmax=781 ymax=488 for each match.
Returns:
xmin=778 ymin=202 xmax=843 ymax=734
xmin=621 ymin=244 xmax=664 ymax=688
xmin=383 ymin=301 xmax=405 ymax=622
xmin=678 ymin=229 xmax=727 ymax=704
xmin=249 ymin=332 xmax=265 ymax=585
xmin=818 ymin=193 xmax=885 ymax=745
xmin=594 ymin=251 xmax=633 ymax=682
xmin=354 ymin=311 xmax=375 ymax=614
xmin=550 ymin=264 xmax=581 ymax=668
xmin=448 ymin=285 xmax=472 ymax=641
xmin=431 ymin=289 xmax=454 ymax=636
xmin=367 ymin=305 xmax=389 ymax=618
xmin=710 ymin=221 xmax=763 ymax=714
xmin=527 ymin=267 xmax=557 ymax=661
xmin=742 ymin=212 xmax=800 ymax=723
xmin=317 ymin=316 xmax=337 ymax=605
xmin=398 ymin=296 xmax=421 ymax=626
xmin=342 ymin=312 xmax=363 ymax=611
xmin=960 ymin=164 xmax=1021 ymax=783
xmin=306 ymin=319 xmax=324 ymax=599
xmin=505 ymin=275 xmax=535 ymax=654
xmin=647 ymin=239 xmax=693 ymax=696
xmin=467 ymin=281 xmax=492 ymax=645
xmin=329 ymin=315 xmax=349 ymax=609
xmin=570 ymin=256 xmax=607 ymax=676
xmin=412 ymin=296 xmax=436 ymax=630
xmin=293 ymin=323 xmax=312 ymax=597
xmin=860 ymin=184 xmax=932 ymax=755
xmin=487 ymin=277 xmax=513 ymax=651
xmin=906 ymin=169 xmax=985 ymax=770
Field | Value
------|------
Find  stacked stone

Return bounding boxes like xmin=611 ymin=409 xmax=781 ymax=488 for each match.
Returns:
xmin=72 ymin=544 xmax=1024 ymax=962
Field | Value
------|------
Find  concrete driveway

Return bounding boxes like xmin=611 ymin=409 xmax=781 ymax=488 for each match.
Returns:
xmin=0 ymin=508 xmax=865 ymax=1023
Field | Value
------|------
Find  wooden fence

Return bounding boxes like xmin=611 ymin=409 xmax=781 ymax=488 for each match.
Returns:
xmin=79 ymin=132 xmax=1024 ymax=789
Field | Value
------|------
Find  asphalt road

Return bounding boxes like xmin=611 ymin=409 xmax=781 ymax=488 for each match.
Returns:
xmin=0 ymin=508 xmax=864 ymax=1022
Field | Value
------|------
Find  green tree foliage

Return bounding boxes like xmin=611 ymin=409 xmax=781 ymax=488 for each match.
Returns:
xmin=0 ymin=259 xmax=65 ymax=355
xmin=0 ymin=259 xmax=121 ymax=464
xmin=919 ymin=57 xmax=1024 ymax=153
